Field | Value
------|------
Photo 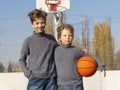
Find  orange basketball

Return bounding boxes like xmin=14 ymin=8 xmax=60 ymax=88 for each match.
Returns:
xmin=76 ymin=56 xmax=98 ymax=77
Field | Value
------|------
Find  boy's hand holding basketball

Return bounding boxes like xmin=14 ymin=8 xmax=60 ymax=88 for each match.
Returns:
xmin=83 ymin=49 xmax=89 ymax=55
xmin=100 ymin=65 xmax=106 ymax=77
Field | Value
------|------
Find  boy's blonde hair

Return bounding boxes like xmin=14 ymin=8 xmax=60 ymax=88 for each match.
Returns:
xmin=57 ymin=24 xmax=74 ymax=41
xmin=28 ymin=9 xmax=47 ymax=24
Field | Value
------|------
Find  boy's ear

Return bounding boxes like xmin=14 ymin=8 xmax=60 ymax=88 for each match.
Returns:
xmin=58 ymin=38 xmax=60 ymax=41
xmin=31 ymin=24 xmax=34 ymax=28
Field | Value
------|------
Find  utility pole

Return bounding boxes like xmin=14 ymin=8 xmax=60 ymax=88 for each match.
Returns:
xmin=81 ymin=15 xmax=90 ymax=49
xmin=106 ymin=15 xmax=113 ymax=69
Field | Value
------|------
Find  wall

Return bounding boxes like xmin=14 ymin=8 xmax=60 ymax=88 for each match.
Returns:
xmin=0 ymin=71 xmax=120 ymax=90
xmin=0 ymin=73 xmax=28 ymax=90
xmin=83 ymin=70 xmax=120 ymax=90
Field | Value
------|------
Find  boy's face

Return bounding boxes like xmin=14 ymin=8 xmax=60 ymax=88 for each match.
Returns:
xmin=32 ymin=18 xmax=46 ymax=33
xmin=59 ymin=29 xmax=73 ymax=45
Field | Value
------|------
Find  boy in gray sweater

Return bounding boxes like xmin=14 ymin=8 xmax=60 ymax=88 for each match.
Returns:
xmin=19 ymin=9 xmax=58 ymax=90
xmin=54 ymin=24 xmax=105 ymax=90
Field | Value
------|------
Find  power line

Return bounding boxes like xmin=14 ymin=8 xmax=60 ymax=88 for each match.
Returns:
xmin=0 ymin=16 xmax=27 ymax=21
xmin=66 ymin=14 xmax=120 ymax=19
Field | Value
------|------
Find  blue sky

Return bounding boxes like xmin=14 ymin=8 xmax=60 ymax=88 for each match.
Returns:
xmin=0 ymin=0 xmax=120 ymax=66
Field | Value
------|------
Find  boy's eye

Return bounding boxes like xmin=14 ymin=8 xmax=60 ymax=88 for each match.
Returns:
xmin=69 ymin=35 xmax=72 ymax=37
xmin=63 ymin=35 xmax=67 ymax=37
xmin=36 ymin=22 xmax=39 ymax=25
xmin=41 ymin=22 xmax=45 ymax=24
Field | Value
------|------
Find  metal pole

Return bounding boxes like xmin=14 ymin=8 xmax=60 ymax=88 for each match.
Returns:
xmin=53 ymin=13 xmax=59 ymax=41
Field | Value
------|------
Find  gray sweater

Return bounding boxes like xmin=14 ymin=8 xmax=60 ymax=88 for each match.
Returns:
xmin=54 ymin=44 xmax=104 ymax=86
xmin=19 ymin=32 xmax=58 ymax=79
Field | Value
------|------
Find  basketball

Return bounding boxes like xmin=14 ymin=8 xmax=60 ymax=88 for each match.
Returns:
xmin=76 ymin=56 xmax=98 ymax=77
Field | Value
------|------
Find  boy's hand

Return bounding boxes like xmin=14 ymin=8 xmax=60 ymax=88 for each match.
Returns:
xmin=100 ymin=70 xmax=106 ymax=77
xmin=83 ymin=49 xmax=89 ymax=55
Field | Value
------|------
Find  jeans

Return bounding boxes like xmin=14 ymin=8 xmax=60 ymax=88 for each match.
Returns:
xmin=27 ymin=77 xmax=57 ymax=90
xmin=58 ymin=85 xmax=84 ymax=90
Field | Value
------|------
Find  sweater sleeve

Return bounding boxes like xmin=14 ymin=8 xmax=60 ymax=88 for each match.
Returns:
xmin=90 ymin=55 xmax=105 ymax=71
xmin=19 ymin=38 xmax=30 ymax=78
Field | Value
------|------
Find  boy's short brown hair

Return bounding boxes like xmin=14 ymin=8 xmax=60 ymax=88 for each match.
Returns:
xmin=57 ymin=24 xmax=74 ymax=41
xmin=28 ymin=9 xmax=47 ymax=24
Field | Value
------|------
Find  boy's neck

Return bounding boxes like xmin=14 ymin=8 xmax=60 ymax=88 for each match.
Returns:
xmin=60 ymin=44 xmax=72 ymax=48
xmin=34 ymin=31 xmax=45 ymax=34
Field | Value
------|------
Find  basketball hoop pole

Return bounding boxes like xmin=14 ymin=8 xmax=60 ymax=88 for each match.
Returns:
xmin=53 ymin=12 xmax=60 ymax=41
xmin=45 ymin=0 xmax=61 ymax=40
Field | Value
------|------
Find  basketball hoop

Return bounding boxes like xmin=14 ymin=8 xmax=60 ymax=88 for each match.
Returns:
xmin=45 ymin=0 xmax=61 ymax=13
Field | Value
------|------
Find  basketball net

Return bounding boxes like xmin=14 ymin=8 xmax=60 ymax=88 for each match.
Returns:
xmin=45 ymin=0 xmax=61 ymax=13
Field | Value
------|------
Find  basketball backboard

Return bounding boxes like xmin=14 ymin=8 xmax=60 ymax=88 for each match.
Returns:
xmin=36 ymin=0 xmax=70 ymax=13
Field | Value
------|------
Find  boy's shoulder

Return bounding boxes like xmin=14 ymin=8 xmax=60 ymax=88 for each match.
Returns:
xmin=45 ymin=33 xmax=54 ymax=37
xmin=25 ymin=34 xmax=33 ymax=40
xmin=23 ymin=34 xmax=34 ymax=43
xmin=45 ymin=33 xmax=57 ymax=41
